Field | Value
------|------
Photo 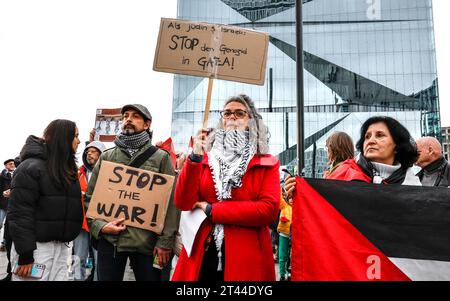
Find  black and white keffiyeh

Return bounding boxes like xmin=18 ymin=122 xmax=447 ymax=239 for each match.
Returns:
xmin=114 ymin=130 xmax=150 ymax=156
xmin=208 ymin=129 xmax=256 ymax=200
xmin=207 ymin=129 xmax=256 ymax=271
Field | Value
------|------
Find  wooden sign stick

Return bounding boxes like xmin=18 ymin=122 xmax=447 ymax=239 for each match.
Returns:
xmin=202 ymin=77 xmax=214 ymax=130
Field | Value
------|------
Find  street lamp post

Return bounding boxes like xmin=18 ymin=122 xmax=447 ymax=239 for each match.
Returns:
xmin=296 ymin=0 xmax=305 ymax=175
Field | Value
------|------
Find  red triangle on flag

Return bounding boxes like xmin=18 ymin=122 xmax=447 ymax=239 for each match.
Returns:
xmin=291 ymin=177 xmax=410 ymax=281
xmin=157 ymin=138 xmax=177 ymax=168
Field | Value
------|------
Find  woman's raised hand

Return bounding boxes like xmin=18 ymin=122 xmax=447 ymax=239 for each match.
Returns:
xmin=192 ymin=129 xmax=210 ymax=156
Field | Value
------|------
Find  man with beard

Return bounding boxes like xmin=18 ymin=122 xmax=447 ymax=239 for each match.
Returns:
xmin=85 ymin=104 xmax=180 ymax=281
xmin=74 ymin=140 xmax=106 ymax=281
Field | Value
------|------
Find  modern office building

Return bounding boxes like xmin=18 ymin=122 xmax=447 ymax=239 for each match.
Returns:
xmin=442 ymin=126 xmax=450 ymax=161
xmin=303 ymin=147 xmax=328 ymax=178
xmin=171 ymin=0 xmax=440 ymax=176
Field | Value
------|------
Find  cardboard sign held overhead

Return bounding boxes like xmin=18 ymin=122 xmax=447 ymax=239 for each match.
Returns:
xmin=86 ymin=161 xmax=175 ymax=234
xmin=153 ymin=18 xmax=269 ymax=86
xmin=95 ymin=108 xmax=122 ymax=142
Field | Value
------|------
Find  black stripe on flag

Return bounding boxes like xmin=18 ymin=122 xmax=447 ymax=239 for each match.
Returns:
xmin=305 ymin=178 xmax=450 ymax=262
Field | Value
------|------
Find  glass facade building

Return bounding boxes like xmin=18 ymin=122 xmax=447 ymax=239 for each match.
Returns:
xmin=442 ymin=126 xmax=450 ymax=161
xmin=171 ymin=0 xmax=440 ymax=176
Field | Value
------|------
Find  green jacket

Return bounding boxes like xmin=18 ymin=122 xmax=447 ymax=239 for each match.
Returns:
xmin=85 ymin=141 xmax=180 ymax=255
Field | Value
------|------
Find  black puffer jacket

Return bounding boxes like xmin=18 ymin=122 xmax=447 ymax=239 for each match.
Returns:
xmin=0 ymin=169 xmax=13 ymax=210
xmin=8 ymin=135 xmax=83 ymax=265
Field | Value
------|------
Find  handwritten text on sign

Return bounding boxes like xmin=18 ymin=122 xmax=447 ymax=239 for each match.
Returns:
xmin=153 ymin=18 xmax=269 ymax=85
xmin=86 ymin=161 xmax=175 ymax=234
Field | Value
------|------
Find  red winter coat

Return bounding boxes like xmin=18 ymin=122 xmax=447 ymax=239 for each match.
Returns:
xmin=172 ymin=154 xmax=280 ymax=281
xmin=326 ymin=159 xmax=371 ymax=183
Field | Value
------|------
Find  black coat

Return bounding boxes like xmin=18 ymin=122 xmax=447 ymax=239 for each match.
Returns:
xmin=418 ymin=157 xmax=450 ymax=188
xmin=0 ymin=169 xmax=13 ymax=210
xmin=8 ymin=135 xmax=83 ymax=265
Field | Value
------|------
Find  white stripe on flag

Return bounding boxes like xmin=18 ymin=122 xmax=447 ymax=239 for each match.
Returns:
xmin=389 ymin=257 xmax=450 ymax=281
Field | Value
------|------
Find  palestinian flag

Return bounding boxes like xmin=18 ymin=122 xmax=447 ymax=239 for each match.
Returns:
xmin=157 ymin=137 xmax=177 ymax=168
xmin=291 ymin=177 xmax=450 ymax=281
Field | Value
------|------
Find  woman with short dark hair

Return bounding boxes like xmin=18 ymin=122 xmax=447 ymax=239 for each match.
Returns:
xmin=328 ymin=116 xmax=420 ymax=184
xmin=8 ymin=119 xmax=83 ymax=281
xmin=356 ymin=116 xmax=418 ymax=169
xmin=284 ymin=116 xmax=421 ymax=199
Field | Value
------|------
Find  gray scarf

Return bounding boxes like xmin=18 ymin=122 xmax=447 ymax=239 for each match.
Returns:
xmin=114 ymin=130 xmax=150 ymax=156
xmin=207 ymin=129 xmax=256 ymax=271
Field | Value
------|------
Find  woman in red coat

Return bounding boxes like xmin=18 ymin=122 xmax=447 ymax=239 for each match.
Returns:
xmin=284 ymin=116 xmax=421 ymax=195
xmin=172 ymin=94 xmax=280 ymax=281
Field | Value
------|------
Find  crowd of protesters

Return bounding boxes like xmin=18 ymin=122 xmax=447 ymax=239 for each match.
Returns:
xmin=1 ymin=97 xmax=449 ymax=281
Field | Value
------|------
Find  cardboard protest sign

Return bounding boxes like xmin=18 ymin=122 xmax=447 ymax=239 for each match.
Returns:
xmin=86 ymin=161 xmax=175 ymax=234
xmin=153 ymin=18 xmax=269 ymax=86
xmin=95 ymin=108 xmax=122 ymax=142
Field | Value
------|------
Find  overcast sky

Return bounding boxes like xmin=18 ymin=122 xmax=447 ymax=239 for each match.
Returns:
xmin=0 ymin=0 xmax=448 ymax=163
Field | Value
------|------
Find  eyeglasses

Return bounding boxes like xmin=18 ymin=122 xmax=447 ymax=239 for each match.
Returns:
xmin=220 ymin=109 xmax=248 ymax=119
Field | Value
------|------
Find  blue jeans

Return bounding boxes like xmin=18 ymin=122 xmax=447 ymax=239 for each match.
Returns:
xmin=73 ymin=230 xmax=90 ymax=280
xmin=92 ymin=248 xmax=98 ymax=281
xmin=0 ymin=209 xmax=6 ymax=231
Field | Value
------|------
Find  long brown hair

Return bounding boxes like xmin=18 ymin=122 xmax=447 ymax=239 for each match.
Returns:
xmin=43 ymin=119 xmax=78 ymax=190
xmin=326 ymin=132 xmax=354 ymax=165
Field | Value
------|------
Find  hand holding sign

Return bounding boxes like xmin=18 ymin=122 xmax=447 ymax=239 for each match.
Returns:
xmin=89 ymin=128 xmax=96 ymax=143
xmin=101 ymin=218 xmax=126 ymax=235
xmin=192 ymin=128 xmax=210 ymax=156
